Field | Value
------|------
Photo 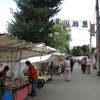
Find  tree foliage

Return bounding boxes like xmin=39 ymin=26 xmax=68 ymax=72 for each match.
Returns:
xmin=7 ymin=0 xmax=63 ymax=45
xmin=71 ymin=45 xmax=91 ymax=56
xmin=49 ymin=21 xmax=71 ymax=54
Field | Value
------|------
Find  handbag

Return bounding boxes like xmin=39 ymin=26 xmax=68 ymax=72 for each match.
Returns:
xmin=28 ymin=76 xmax=34 ymax=83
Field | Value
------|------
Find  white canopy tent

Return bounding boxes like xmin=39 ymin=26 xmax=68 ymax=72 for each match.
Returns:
xmin=0 ymin=34 xmax=43 ymax=61
xmin=0 ymin=33 xmax=62 ymax=94
xmin=12 ymin=53 xmax=66 ymax=77
xmin=0 ymin=34 xmax=58 ymax=76
xmin=32 ymin=42 xmax=57 ymax=54
xmin=0 ymin=34 xmax=58 ymax=90
xmin=27 ymin=53 xmax=65 ymax=63
xmin=0 ymin=34 xmax=58 ymax=62
xmin=0 ymin=33 xmax=45 ymax=90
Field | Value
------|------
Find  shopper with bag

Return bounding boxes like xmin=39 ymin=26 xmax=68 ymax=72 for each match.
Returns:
xmin=25 ymin=61 xmax=38 ymax=97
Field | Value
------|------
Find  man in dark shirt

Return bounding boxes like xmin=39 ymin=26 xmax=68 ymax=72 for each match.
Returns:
xmin=0 ymin=66 xmax=9 ymax=96
xmin=70 ymin=58 xmax=75 ymax=73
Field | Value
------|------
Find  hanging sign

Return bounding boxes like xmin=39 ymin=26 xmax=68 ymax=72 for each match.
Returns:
xmin=72 ymin=21 xmax=79 ymax=27
xmin=90 ymin=24 xmax=95 ymax=36
xmin=82 ymin=21 xmax=88 ymax=27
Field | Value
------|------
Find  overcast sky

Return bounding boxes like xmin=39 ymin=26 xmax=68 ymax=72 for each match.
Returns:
xmin=0 ymin=0 xmax=97 ymax=47
xmin=55 ymin=0 xmax=96 ymax=48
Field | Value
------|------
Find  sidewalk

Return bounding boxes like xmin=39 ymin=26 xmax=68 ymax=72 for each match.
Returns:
xmin=26 ymin=63 xmax=100 ymax=100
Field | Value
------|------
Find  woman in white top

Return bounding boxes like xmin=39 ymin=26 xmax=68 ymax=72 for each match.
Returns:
xmin=63 ymin=57 xmax=71 ymax=81
xmin=86 ymin=56 xmax=92 ymax=74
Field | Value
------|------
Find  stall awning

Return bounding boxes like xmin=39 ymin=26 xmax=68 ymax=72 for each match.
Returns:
xmin=32 ymin=43 xmax=57 ymax=54
xmin=27 ymin=53 xmax=66 ymax=63
xmin=0 ymin=34 xmax=58 ymax=61
xmin=0 ymin=34 xmax=42 ymax=61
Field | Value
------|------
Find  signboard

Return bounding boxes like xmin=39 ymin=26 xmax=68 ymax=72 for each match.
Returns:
xmin=90 ymin=24 xmax=95 ymax=36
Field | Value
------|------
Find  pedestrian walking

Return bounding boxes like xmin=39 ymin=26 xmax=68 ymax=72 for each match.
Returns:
xmin=86 ymin=56 xmax=92 ymax=74
xmin=63 ymin=57 xmax=71 ymax=82
xmin=70 ymin=57 xmax=75 ymax=73
xmin=58 ymin=59 xmax=64 ymax=75
xmin=80 ymin=57 xmax=87 ymax=74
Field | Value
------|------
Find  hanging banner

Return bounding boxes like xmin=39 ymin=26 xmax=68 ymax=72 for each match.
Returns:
xmin=64 ymin=20 xmax=70 ymax=26
xmin=54 ymin=19 xmax=92 ymax=28
xmin=82 ymin=21 xmax=88 ymax=28
xmin=55 ymin=18 xmax=61 ymax=24
xmin=90 ymin=24 xmax=95 ymax=36
xmin=72 ymin=21 xmax=79 ymax=27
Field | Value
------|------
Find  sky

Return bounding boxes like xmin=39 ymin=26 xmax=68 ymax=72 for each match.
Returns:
xmin=0 ymin=0 xmax=97 ymax=48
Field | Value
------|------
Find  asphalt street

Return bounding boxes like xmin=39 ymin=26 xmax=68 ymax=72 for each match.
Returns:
xmin=26 ymin=63 xmax=100 ymax=100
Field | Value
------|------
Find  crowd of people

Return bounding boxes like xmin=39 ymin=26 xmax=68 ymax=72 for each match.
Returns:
xmin=52 ymin=56 xmax=75 ymax=82
xmin=51 ymin=55 xmax=97 ymax=82
xmin=78 ymin=56 xmax=96 ymax=74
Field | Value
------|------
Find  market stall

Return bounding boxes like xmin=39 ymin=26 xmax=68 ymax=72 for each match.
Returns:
xmin=11 ymin=44 xmax=59 ymax=87
xmin=0 ymin=34 xmax=45 ymax=100
xmin=27 ymin=53 xmax=66 ymax=83
xmin=4 ymin=76 xmax=31 ymax=100
xmin=14 ymin=83 xmax=31 ymax=100
xmin=0 ymin=34 xmax=61 ymax=99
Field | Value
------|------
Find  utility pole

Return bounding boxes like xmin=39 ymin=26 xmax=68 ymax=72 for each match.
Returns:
xmin=96 ymin=0 xmax=100 ymax=76
xmin=90 ymin=32 xmax=92 ymax=58
xmin=90 ymin=21 xmax=92 ymax=58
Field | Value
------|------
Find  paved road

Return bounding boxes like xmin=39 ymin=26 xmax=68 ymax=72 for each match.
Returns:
xmin=26 ymin=63 xmax=100 ymax=100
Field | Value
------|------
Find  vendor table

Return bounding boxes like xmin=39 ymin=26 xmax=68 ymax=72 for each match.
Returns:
xmin=37 ymin=75 xmax=51 ymax=89
xmin=14 ymin=83 xmax=31 ymax=100
xmin=38 ymin=75 xmax=51 ymax=82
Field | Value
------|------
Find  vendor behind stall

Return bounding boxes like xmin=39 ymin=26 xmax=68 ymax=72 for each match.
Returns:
xmin=0 ymin=66 xmax=9 ymax=96
xmin=25 ymin=61 xmax=38 ymax=97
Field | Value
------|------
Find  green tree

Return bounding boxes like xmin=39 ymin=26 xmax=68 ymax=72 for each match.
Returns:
xmin=71 ymin=46 xmax=83 ymax=56
xmin=71 ymin=45 xmax=91 ymax=56
xmin=81 ymin=45 xmax=90 ymax=56
xmin=49 ymin=21 xmax=71 ymax=54
xmin=7 ymin=0 xmax=63 ymax=45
